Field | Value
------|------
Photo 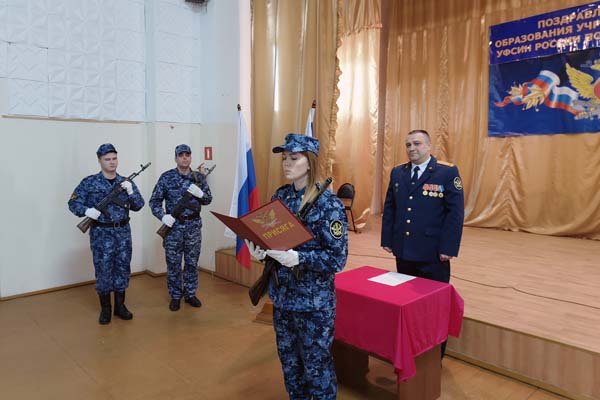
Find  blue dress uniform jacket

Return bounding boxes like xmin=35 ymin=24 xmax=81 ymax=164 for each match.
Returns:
xmin=268 ymin=184 xmax=348 ymax=312
xmin=68 ymin=173 xmax=145 ymax=293
xmin=381 ymin=156 xmax=464 ymax=262
xmin=149 ymin=168 xmax=212 ymax=299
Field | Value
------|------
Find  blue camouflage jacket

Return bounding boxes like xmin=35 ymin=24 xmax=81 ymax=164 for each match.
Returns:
xmin=268 ymin=184 xmax=348 ymax=312
xmin=68 ymin=172 xmax=145 ymax=222
xmin=149 ymin=168 xmax=212 ymax=222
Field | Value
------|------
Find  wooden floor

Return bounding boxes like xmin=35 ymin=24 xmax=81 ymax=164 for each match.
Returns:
xmin=346 ymin=218 xmax=600 ymax=354
xmin=0 ymin=271 xmax=567 ymax=400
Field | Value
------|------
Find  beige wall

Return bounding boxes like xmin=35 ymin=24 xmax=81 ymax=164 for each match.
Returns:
xmin=0 ymin=115 xmax=238 ymax=298
xmin=0 ymin=0 xmax=248 ymax=298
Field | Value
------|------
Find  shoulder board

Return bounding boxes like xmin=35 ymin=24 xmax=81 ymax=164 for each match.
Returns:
xmin=437 ymin=160 xmax=455 ymax=167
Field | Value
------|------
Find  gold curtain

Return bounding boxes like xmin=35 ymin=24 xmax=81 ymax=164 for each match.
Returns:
xmin=252 ymin=0 xmax=342 ymax=204
xmin=383 ymin=0 xmax=600 ymax=239
xmin=334 ymin=0 xmax=381 ymax=223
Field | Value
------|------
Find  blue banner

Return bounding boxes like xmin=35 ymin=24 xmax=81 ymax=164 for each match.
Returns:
xmin=488 ymin=48 xmax=600 ymax=137
xmin=490 ymin=2 xmax=600 ymax=65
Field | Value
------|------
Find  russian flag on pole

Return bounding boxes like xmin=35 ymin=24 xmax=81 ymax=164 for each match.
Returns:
xmin=225 ymin=106 xmax=259 ymax=269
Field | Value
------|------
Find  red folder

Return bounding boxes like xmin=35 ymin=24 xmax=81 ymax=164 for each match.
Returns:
xmin=211 ymin=199 xmax=314 ymax=250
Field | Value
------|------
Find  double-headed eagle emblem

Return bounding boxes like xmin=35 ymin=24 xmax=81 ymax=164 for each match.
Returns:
xmin=565 ymin=61 xmax=600 ymax=120
xmin=252 ymin=209 xmax=279 ymax=228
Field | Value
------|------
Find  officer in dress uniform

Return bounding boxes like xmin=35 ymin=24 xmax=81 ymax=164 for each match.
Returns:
xmin=246 ymin=133 xmax=348 ymax=400
xmin=149 ymin=144 xmax=212 ymax=311
xmin=381 ymin=129 xmax=464 ymax=355
xmin=68 ymin=143 xmax=145 ymax=325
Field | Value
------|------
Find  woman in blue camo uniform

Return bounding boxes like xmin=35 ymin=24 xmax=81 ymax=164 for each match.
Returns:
xmin=68 ymin=143 xmax=145 ymax=325
xmin=247 ymin=133 xmax=348 ymax=400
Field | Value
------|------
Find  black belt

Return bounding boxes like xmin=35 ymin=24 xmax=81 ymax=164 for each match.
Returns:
xmin=95 ymin=218 xmax=130 ymax=228
xmin=178 ymin=212 xmax=200 ymax=222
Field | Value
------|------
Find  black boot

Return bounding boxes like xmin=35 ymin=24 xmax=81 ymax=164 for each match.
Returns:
xmin=98 ymin=292 xmax=112 ymax=325
xmin=113 ymin=291 xmax=133 ymax=320
xmin=184 ymin=296 xmax=202 ymax=308
xmin=169 ymin=298 xmax=181 ymax=311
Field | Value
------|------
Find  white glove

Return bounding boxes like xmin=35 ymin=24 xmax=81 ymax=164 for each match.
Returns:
xmin=85 ymin=207 xmax=101 ymax=220
xmin=120 ymin=180 xmax=134 ymax=195
xmin=161 ymin=214 xmax=176 ymax=227
xmin=187 ymin=184 xmax=204 ymax=198
xmin=266 ymin=249 xmax=299 ymax=268
xmin=244 ymin=239 xmax=266 ymax=261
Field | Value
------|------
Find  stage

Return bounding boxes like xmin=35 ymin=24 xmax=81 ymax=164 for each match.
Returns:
xmin=214 ymin=217 xmax=600 ymax=400
xmin=345 ymin=218 xmax=600 ymax=400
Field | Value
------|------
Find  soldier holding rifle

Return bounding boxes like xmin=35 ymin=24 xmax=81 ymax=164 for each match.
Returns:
xmin=68 ymin=143 xmax=146 ymax=325
xmin=149 ymin=144 xmax=212 ymax=311
xmin=246 ymin=134 xmax=348 ymax=400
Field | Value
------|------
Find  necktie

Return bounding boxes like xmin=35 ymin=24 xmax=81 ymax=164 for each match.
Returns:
xmin=411 ymin=166 xmax=420 ymax=183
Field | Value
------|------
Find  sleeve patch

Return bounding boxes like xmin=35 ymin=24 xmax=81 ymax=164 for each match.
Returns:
xmin=70 ymin=192 xmax=77 ymax=201
xmin=453 ymin=177 xmax=463 ymax=190
xmin=330 ymin=220 xmax=344 ymax=239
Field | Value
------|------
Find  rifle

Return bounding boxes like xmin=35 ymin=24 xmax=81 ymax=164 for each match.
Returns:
xmin=77 ymin=162 xmax=151 ymax=233
xmin=156 ymin=164 xmax=215 ymax=239
xmin=248 ymin=177 xmax=333 ymax=306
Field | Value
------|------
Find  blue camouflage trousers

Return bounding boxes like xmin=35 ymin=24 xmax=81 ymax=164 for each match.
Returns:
xmin=273 ymin=307 xmax=337 ymax=400
xmin=90 ymin=225 xmax=132 ymax=294
xmin=163 ymin=219 xmax=202 ymax=299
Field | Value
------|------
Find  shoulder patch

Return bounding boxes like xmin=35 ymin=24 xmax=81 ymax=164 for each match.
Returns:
xmin=437 ymin=160 xmax=455 ymax=167
xmin=453 ymin=177 xmax=463 ymax=190
xmin=70 ymin=192 xmax=77 ymax=201
xmin=330 ymin=219 xmax=344 ymax=239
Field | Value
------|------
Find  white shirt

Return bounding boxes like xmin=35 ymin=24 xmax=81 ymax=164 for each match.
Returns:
xmin=411 ymin=157 xmax=431 ymax=180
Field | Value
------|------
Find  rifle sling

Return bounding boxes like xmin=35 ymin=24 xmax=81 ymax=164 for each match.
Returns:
xmin=110 ymin=197 xmax=129 ymax=209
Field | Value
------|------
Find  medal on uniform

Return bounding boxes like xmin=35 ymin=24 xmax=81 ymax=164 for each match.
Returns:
xmin=432 ymin=192 xmax=438 ymax=197
xmin=439 ymin=192 xmax=444 ymax=198
xmin=429 ymin=191 xmax=434 ymax=197
xmin=423 ymin=184 xmax=430 ymax=196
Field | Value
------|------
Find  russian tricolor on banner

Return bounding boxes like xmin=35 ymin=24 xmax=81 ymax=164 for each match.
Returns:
xmin=495 ymin=70 xmax=581 ymax=115
xmin=226 ymin=107 xmax=259 ymax=269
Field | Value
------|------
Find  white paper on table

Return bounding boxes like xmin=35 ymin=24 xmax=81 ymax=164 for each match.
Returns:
xmin=368 ymin=272 xmax=416 ymax=287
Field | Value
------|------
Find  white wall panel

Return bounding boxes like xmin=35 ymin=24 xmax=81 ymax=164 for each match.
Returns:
xmin=0 ymin=40 xmax=7 ymax=77
xmin=4 ymin=0 xmax=146 ymax=121
xmin=8 ymin=78 xmax=47 ymax=115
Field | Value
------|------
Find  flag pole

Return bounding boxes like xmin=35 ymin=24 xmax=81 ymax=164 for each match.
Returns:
xmin=227 ymin=104 xmax=259 ymax=269
xmin=305 ymin=99 xmax=316 ymax=137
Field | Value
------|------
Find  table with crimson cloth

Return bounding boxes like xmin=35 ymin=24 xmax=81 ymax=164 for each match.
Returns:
xmin=333 ymin=266 xmax=464 ymax=399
